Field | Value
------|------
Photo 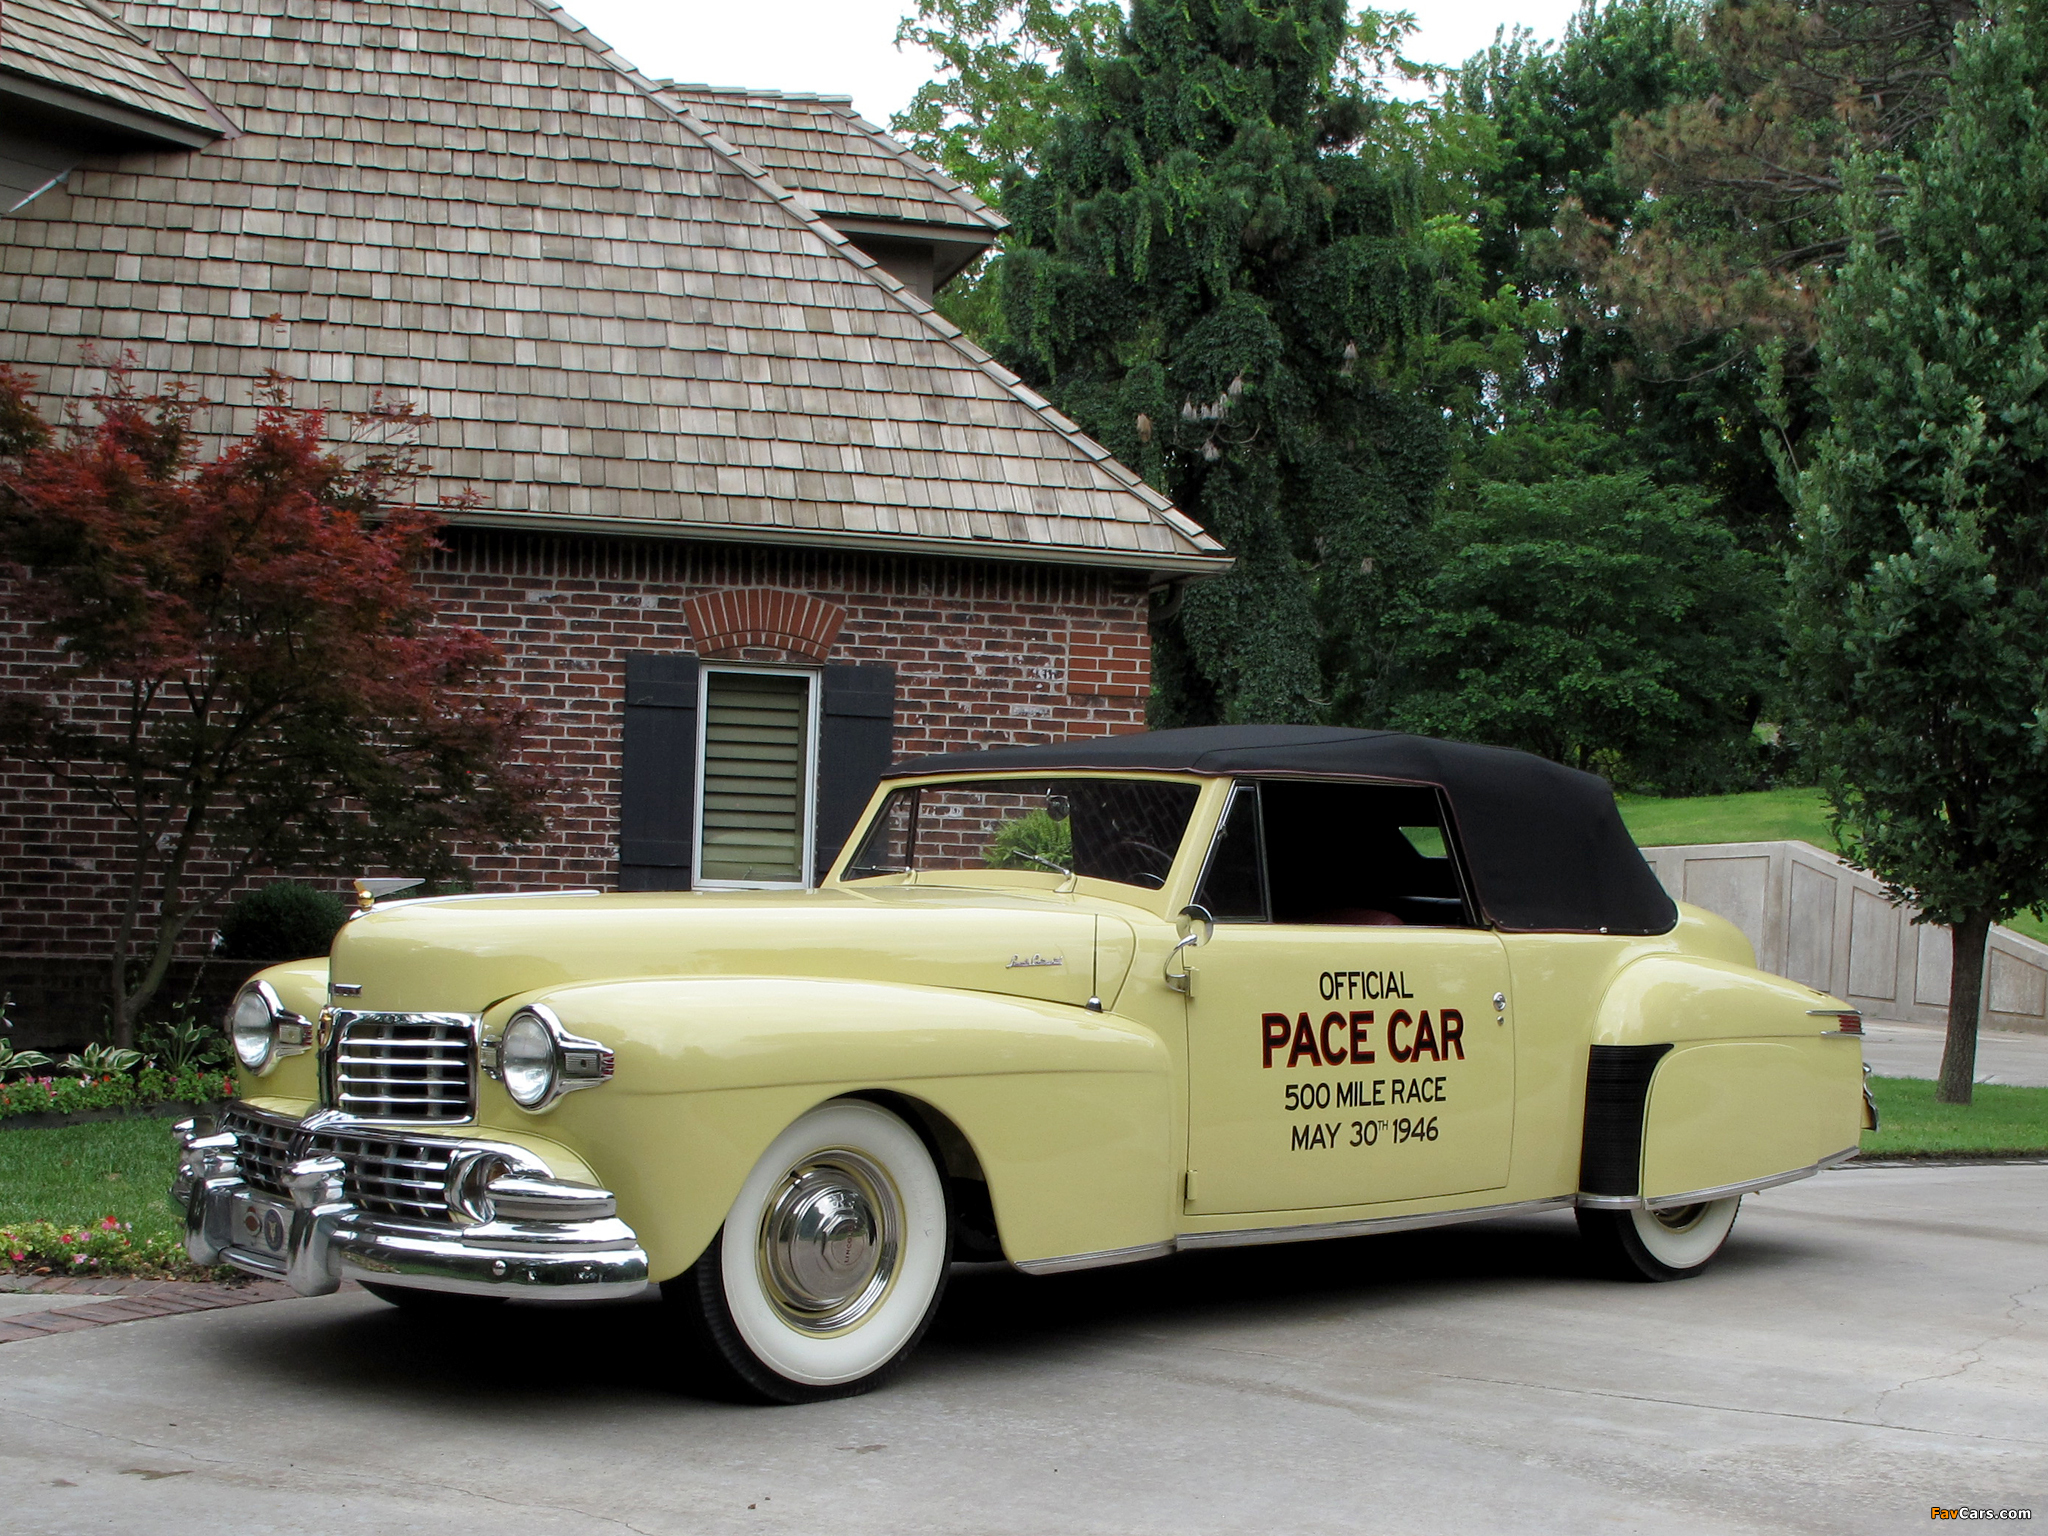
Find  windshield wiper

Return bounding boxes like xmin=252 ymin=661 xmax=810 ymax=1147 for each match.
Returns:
xmin=1015 ymin=851 xmax=1075 ymax=878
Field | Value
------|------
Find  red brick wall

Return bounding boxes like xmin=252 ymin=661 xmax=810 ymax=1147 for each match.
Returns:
xmin=0 ymin=528 xmax=1154 ymax=1036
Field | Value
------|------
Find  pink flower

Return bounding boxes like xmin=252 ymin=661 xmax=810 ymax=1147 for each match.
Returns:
xmin=8 ymin=1252 xmax=22 ymax=1263
xmin=99 ymin=1216 xmax=118 ymax=1230
xmin=58 ymin=1233 xmax=73 ymax=1244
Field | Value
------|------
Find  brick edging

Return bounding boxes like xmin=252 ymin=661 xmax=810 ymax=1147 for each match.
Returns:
xmin=0 ymin=1275 xmax=350 ymax=1344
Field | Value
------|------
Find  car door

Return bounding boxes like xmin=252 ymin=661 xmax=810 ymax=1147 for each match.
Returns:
xmin=1181 ymin=779 xmax=1516 ymax=1217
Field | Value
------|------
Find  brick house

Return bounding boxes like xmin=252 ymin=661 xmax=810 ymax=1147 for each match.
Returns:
xmin=0 ymin=0 xmax=1228 ymax=1042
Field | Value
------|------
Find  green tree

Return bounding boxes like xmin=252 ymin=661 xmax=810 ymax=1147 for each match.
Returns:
xmin=892 ymin=0 xmax=1127 ymax=200
xmin=1391 ymin=469 xmax=1777 ymax=788
xmin=1782 ymin=3 xmax=2048 ymax=1104
xmin=992 ymin=0 xmax=1448 ymax=726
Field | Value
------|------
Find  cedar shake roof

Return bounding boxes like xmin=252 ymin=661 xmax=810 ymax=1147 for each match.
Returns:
xmin=0 ymin=0 xmax=223 ymax=140
xmin=0 ymin=0 xmax=1226 ymax=576
xmin=658 ymin=84 xmax=1004 ymax=237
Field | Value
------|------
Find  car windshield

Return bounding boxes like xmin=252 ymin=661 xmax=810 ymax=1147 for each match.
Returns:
xmin=843 ymin=777 xmax=1201 ymax=890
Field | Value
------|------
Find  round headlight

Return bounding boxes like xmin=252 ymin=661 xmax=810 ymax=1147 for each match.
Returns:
xmin=230 ymin=987 xmax=275 ymax=1070
xmin=500 ymin=1012 xmax=558 ymax=1108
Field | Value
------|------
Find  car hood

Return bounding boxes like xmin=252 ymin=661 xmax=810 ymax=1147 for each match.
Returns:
xmin=325 ymin=887 xmax=1140 ymax=1016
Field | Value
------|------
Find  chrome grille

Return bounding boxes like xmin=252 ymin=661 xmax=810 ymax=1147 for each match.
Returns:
xmin=332 ymin=1013 xmax=475 ymax=1123
xmin=222 ymin=1106 xmax=464 ymax=1226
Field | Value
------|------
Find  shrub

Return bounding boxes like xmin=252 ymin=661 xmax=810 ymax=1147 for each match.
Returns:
xmin=0 ymin=1067 xmax=232 ymax=1122
xmin=215 ymin=882 xmax=348 ymax=960
xmin=0 ymin=1217 xmax=206 ymax=1278
xmin=985 ymin=809 xmax=1074 ymax=872
xmin=135 ymin=1002 xmax=231 ymax=1074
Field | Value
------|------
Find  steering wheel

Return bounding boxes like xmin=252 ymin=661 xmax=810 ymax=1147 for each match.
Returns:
xmin=1103 ymin=836 xmax=1175 ymax=888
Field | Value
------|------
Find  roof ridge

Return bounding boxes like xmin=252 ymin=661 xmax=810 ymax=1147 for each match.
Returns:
xmin=522 ymin=0 xmax=1215 ymax=557
xmin=653 ymin=79 xmax=1006 ymax=235
xmin=12 ymin=0 xmax=236 ymax=137
xmin=815 ymin=100 xmax=1007 ymax=233
xmin=654 ymin=80 xmax=857 ymax=106
xmin=676 ymin=105 xmax=1202 ymax=535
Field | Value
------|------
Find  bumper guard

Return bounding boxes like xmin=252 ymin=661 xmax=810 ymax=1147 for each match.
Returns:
xmin=170 ymin=1113 xmax=650 ymax=1301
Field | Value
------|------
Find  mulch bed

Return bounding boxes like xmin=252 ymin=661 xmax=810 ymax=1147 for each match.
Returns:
xmin=0 ymin=1273 xmax=356 ymax=1345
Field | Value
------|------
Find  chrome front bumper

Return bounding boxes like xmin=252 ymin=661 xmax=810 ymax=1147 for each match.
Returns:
xmin=170 ymin=1111 xmax=650 ymax=1301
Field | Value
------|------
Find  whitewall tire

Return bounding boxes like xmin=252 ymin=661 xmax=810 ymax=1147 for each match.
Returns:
xmin=674 ymin=1099 xmax=951 ymax=1403
xmin=1578 ymin=1196 xmax=1741 ymax=1281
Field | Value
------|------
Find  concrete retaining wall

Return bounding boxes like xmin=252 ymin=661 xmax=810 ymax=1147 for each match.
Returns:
xmin=1640 ymin=841 xmax=2048 ymax=1036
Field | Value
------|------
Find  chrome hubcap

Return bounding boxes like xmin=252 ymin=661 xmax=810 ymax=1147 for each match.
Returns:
xmin=757 ymin=1150 xmax=901 ymax=1334
xmin=1652 ymin=1203 xmax=1709 ymax=1233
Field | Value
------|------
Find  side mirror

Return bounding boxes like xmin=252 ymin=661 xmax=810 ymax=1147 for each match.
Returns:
xmin=1166 ymin=904 xmax=1214 ymax=995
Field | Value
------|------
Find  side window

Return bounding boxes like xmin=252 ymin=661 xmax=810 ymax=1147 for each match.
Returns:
xmin=1258 ymin=780 xmax=1475 ymax=928
xmin=1194 ymin=784 xmax=1268 ymax=921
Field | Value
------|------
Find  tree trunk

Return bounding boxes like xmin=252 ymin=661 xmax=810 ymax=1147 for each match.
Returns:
xmin=1937 ymin=909 xmax=1994 ymax=1105
xmin=106 ymin=954 xmax=134 ymax=1050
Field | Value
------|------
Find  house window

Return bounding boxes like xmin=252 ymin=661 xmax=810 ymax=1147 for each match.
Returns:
xmin=693 ymin=666 xmax=819 ymax=889
xmin=618 ymin=654 xmax=897 ymax=894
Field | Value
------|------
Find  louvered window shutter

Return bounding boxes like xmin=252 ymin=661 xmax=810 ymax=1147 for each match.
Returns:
xmin=618 ymin=654 xmax=700 ymax=892
xmin=814 ymin=664 xmax=898 ymax=882
xmin=697 ymin=671 xmax=814 ymax=885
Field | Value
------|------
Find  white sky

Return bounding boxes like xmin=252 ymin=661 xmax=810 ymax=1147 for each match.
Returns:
xmin=564 ymin=0 xmax=1592 ymax=127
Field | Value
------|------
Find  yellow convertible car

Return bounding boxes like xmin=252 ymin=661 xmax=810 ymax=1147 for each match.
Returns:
xmin=174 ymin=727 xmax=1871 ymax=1402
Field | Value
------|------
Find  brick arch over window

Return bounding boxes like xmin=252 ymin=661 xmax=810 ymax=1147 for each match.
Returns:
xmin=682 ymin=588 xmax=846 ymax=661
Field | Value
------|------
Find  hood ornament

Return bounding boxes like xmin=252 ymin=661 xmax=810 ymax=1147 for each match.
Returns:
xmin=1007 ymin=953 xmax=1063 ymax=969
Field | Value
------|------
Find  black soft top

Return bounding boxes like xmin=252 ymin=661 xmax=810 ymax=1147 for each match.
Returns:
xmin=886 ymin=726 xmax=1677 ymax=936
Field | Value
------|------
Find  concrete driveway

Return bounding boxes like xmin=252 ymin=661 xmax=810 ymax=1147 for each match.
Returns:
xmin=1 ymin=1165 xmax=2041 ymax=1536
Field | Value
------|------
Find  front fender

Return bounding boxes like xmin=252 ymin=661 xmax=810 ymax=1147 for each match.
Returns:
xmin=229 ymin=958 xmax=330 ymax=1103
xmin=1587 ymin=955 xmax=1864 ymax=1202
xmin=493 ymin=977 xmax=1175 ymax=1281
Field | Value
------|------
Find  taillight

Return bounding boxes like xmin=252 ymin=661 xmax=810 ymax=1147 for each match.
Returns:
xmin=1808 ymin=1007 xmax=1863 ymax=1035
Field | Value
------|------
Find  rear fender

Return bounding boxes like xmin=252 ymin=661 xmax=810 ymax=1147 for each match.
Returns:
xmin=497 ymin=977 xmax=1175 ymax=1281
xmin=1584 ymin=956 xmax=1864 ymax=1205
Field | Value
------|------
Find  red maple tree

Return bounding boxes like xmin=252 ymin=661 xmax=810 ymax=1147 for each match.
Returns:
xmin=0 ymin=366 xmax=550 ymax=1043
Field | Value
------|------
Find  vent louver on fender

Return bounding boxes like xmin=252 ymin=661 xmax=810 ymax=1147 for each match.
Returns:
xmin=1579 ymin=1043 xmax=1674 ymax=1197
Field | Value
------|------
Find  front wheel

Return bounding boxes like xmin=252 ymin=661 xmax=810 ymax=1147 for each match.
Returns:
xmin=1577 ymin=1196 xmax=1741 ymax=1281
xmin=669 ymin=1099 xmax=951 ymax=1404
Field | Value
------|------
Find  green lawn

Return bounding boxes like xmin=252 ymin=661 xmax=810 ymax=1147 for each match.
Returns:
xmin=1861 ymin=1075 xmax=2048 ymax=1157
xmin=0 ymin=1115 xmax=186 ymax=1243
xmin=1616 ymin=787 xmax=1843 ymax=852
xmin=1617 ymin=788 xmax=2048 ymax=946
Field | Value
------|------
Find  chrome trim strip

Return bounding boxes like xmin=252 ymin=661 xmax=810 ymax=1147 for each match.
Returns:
xmin=1579 ymin=1146 xmax=1864 ymax=1212
xmin=1177 ymin=1195 xmax=1576 ymax=1253
xmin=1642 ymin=1146 xmax=1862 ymax=1210
xmin=1012 ymin=1240 xmax=1177 ymax=1276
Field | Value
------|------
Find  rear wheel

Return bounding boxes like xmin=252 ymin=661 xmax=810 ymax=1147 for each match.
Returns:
xmin=668 ymin=1099 xmax=951 ymax=1404
xmin=1578 ymin=1196 xmax=1741 ymax=1281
